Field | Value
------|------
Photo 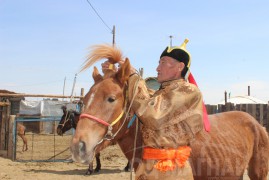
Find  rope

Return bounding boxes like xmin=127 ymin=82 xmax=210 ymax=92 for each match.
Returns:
xmin=130 ymin=115 xmax=139 ymax=180
xmin=128 ymin=75 xmax=142 ymax=180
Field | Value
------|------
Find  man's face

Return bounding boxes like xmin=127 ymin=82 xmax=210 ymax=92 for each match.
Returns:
xmin=156 ymin=56 xmax=183 ymax=83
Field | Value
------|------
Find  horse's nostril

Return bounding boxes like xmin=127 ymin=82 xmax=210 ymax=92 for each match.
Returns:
xmin=79 ymin=141 xmax=86 ymax=153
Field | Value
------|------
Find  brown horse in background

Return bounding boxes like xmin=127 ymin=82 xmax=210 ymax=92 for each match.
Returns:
xmin=56 ymin=107 xmax=130 ymax=175
xmin=17 ymin=123 xmax=28 ymax=152
xmin=70 ymin=44 xmax=269 ymax=180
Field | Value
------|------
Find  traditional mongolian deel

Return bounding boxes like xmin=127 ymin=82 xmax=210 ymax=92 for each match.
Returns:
xmin=127 ymin=39 xmax=206 ymax=179
xmin=128 ymin=76 xmax=203 ymax=179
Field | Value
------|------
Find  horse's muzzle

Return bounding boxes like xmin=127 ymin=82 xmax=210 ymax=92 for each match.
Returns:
xmin=56 ymin=128 xmax=63 ymax=136
xmin=70 ymin=140 xmax=93 ymax=164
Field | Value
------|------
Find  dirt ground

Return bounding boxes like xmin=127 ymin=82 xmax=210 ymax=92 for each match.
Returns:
xmin=0 ymin=144 xmax=134 ymax=180
xmin=0 ymin=133 xmax=269 ymax=180
xmin=1 ymin=144 xmax=264 ymax=180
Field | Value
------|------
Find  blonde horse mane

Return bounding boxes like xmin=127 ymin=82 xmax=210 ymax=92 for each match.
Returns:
xmin=80 ymin=44 xmax=124 ymax=72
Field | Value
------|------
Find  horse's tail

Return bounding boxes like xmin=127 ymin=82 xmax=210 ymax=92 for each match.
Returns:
xmin=248 ymin=116 xmax=269 ymax=180
xmin=80 ymin=44 xmax=123 ymax=72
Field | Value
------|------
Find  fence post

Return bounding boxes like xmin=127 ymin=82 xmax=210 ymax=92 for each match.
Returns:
xmin=226 ymin=103 xmax=234 ymax=111
xmin=8 ymin=115 xmax=15 ymax=160
xmin=258 ymin=104 xmax=264 ymax=126
xmin=267 ymin=102 xmax=269 ymax=131
xmin=0 ymin=105 xmax=6 ymax=150
xmin=246 ymin=104 xmax=256 ymax=119
xmin=0 ymin=101 xmax=10 ymax=150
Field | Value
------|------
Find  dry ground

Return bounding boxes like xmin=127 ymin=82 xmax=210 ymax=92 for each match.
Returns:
xmin=0 ymin=145 xmax=134 ymax=180
xmin=0 ymin=133 xmax=267 ymax=180
xmin=0 ymin=144 xmax=262 ymax=180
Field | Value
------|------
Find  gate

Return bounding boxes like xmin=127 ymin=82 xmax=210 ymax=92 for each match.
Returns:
xmin=14 ymin=116 xmax=73 ymax=162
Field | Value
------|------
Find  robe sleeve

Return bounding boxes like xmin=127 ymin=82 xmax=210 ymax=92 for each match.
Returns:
xmin=128 ymin=74 xmax=203 ymax=136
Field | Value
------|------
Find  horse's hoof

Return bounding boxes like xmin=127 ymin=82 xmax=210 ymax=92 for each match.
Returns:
xmin=94 ymin=168 xmax=101 ymax=173
xmin=85 ymin=170 xmax=93 ymax=175
xmin=124 ymin=166 xmax=130 ymax=172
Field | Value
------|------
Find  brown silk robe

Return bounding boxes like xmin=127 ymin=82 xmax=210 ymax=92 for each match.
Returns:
xmin=128 ymin=75 xmax=204 ymax=180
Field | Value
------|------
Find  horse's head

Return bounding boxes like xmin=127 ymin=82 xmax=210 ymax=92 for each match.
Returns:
xmin=57 ymin=108 xmax=77 ymax=136
xmin=70 ymin=44 xmax=131 ymax=164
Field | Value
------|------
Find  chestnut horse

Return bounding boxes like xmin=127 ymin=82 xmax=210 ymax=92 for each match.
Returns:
xmin=57 ymin=107 xmax=130 ymax=175
xmin=70 ymin=44 xmax=269 ymax=180
xmin=17 ymin=123 xmax=28 ymax=152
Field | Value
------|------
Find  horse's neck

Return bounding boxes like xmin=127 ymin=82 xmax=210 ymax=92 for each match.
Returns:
xmin=74 ymin=111 xmax=80 ymax=116
xmin=115 ymin=115 xmax=143 ymax=171
xmin=73 ymin=114 xmax=80 ymax=129
xmin=93 ymin=110 xmax=142 ymax=171
xmin=69 ymin=111 xmax=80 ymax=128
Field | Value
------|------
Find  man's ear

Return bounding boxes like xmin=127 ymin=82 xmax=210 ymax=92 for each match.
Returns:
xmin=92 ymin=66 xmax=103 ymax=83
xmin=178 ymin=62 xmax=185 ymax=72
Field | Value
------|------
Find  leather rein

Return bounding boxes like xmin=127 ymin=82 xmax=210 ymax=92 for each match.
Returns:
xmin=58 ymin=111 xmax=76 ymax=129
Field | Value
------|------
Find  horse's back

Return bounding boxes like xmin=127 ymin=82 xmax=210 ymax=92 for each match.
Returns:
xmin=190 ymin=111 xmax=269 ymax=179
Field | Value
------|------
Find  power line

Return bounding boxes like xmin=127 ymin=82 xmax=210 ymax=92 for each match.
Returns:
xmin=86 ymin=0 xmax=112 ymax=33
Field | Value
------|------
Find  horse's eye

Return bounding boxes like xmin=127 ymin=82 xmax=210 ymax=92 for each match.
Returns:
xmin=108 ymin=97 xmax=115 ymax=103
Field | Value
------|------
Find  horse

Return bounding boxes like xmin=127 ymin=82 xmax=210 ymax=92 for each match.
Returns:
xmin=17 ymin=123 xmax=28 ymax=152
xmin=56 ymin=107 xmax=130 ymax=175
xmin=70 ymin=44 xmax=269 ymax=180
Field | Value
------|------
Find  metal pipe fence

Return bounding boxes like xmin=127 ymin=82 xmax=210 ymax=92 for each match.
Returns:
xmin=14 ymin=117 xmax=73 ymax=162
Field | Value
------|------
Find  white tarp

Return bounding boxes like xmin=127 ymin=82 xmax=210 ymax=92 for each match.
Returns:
xmin=19 ymin=100 xmax=77 ymax=116
xmin=19 ymin=100 xmax=43 ymax=115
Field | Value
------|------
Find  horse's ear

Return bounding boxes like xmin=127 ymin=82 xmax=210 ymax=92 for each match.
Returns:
xmin=116 ymin=58 xmax=131 ymax=85
xmin=92 ymin=66 xmax=103 ymax=83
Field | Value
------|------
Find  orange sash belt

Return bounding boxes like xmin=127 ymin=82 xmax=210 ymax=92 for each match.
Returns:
xmin=143 ymin=146 xmax=191 ymax=172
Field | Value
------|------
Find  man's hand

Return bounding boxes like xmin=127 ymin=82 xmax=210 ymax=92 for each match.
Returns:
xmin=101 ymin=59 xmax=137 ymax=75
xmin=101 ymin=61 xmax=117 ymax=74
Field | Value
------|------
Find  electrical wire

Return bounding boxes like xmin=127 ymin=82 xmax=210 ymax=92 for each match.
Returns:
xmin=86 ymin=0 xmax=112 ymax=33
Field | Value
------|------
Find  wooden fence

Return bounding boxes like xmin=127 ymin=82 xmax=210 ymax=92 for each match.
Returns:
xmin=0 ymin=91 xmax=84 ymax=159
xmin=1 ymin=90 xmax=269 ymax=159
xmin=205 ymin=102 xmax=269 ymax=132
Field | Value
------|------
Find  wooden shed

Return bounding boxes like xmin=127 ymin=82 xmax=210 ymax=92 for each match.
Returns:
xmin=0 ymin=90 xmax=24 ymax=151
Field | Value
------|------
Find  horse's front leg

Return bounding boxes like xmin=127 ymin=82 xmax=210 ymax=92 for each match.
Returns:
xmin=85 ymin=163 xmax=94 ymax=175
xmin=94 ymin=152 xmax=101 ymax=172
xmin=124 ymin=161 xmax=130 ymax=172
xmin=18 ymin=134 xmax=24 ymax=152
xmin=85 ymin=152 xmax=101 ymax=175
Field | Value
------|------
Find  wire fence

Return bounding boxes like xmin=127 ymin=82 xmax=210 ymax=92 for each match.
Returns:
xmin=14 ymin=117 xmax=73 ymax=162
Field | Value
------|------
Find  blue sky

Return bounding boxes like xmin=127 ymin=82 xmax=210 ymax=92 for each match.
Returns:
xmin=1 ymin=0 xmax=269 ymax=104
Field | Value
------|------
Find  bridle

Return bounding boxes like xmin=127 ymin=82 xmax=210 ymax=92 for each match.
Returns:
xmin=58 ymin=111 xmax=76 ymax=131
xmin=79 ymin=84 xmax=129 ymax=143
xmin=80 ymin=110 xmax=125 ymax=140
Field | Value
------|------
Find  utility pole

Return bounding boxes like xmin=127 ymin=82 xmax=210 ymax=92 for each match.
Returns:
xmin=139 ymin=68 xmax=144 ymax=78
xmin=70 ymin=74 xmax=77 ymax=100
xmin=112 ymin=25 xmax=115 ymax=46
xmin=169 ymin=35 xmax=173 ymax=47
xmin=62 ymin=76 xmax=66 ymax=101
